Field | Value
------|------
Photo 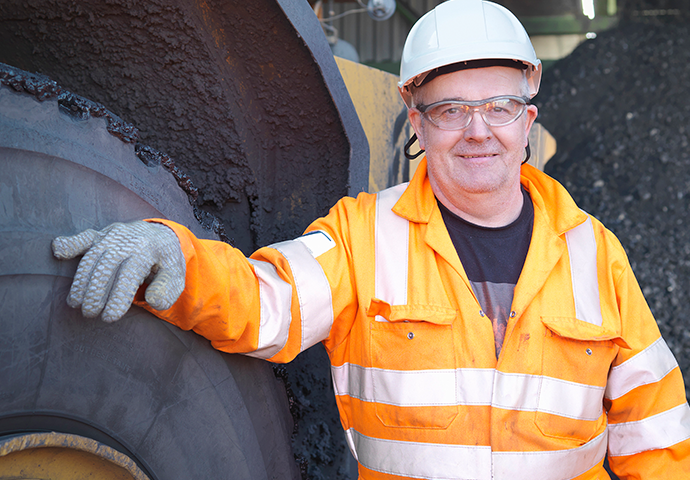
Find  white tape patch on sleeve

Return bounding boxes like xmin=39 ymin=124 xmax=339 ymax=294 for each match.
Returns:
xmin=295 ymin=230 xmax=336 ymax=258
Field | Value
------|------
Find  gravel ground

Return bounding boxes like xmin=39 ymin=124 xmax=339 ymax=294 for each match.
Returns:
xmin=536 ymin=13 xmax=690 ymax=399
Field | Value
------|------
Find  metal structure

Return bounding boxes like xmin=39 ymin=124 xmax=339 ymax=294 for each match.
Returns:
xmin=317 ymin=0 xmax=622 ymax=71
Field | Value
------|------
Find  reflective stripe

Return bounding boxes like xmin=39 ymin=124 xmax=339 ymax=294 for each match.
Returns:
xmin=608 ymin=403 xmax=690 ymax=456
xmin=332 ymin=363 xmax=460 ymax=406
xmin=333 ymin=364 xmax=604 ymax=420
xmin=492 ymin=431 xmax=608 ymax=480
xmin=271 ymin=239 xmax=334 ymax=352
xmin=605 ymin=337 xmax=679 ymax=400
xmin=495 ymin=372 xmax=604 ymax=421
xmin=343 ymin=427 xmax=359 ymax=462
xmin=458 ymin=369 xmax=497 ymax=405
xmin=565 ymin=216 xmax=603 ymax=327
xmin=246 ymin=259 xmax=293 ymax=359
xmin=345 ymin=428 xmax=607 ymax=480
xmin=347 ymin=428 xmax=492 ymax=480
xmin=374 ymin=184 xmax=409 ymax=320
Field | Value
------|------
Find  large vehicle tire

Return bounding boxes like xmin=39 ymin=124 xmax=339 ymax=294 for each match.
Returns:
xmin=0 ymin=74 xmax=300 ymax=479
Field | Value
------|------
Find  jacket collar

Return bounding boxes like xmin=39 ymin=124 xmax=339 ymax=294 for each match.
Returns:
xmin=392 ymin=156 xmax=588 ymax=235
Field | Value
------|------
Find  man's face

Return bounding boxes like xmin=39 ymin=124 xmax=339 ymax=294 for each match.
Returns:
xmin=408 ymin=66 xmax=538 ymax=207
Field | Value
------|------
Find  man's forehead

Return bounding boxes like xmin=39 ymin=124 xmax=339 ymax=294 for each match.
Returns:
xmin=415 ymin=66 xmax=526 ymax=104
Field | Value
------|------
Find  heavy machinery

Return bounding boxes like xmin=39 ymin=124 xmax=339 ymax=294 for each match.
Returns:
xmin=0 ymin=0 xmax=372 ymax=478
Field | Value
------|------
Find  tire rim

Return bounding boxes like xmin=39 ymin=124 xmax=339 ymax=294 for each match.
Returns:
xmin=0 ymin=432 xmax=151 ymax=480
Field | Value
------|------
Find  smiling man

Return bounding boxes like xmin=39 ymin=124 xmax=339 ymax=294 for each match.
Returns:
xmin=53 ymin=0 xmax=690 ymax=478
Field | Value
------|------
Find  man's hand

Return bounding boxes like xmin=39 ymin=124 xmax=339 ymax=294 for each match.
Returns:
xmin=52 ymin=221 xmax=186 ymax=322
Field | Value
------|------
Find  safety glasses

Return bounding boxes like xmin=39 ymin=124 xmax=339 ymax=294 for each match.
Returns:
xmin=415 ymin=95 xmax=530 ymax=130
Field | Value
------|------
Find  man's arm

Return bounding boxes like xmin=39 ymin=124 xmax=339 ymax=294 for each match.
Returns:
xmin=139 ymin=194 xmax=364 ymax=363
xmin=604 ymin=253 xmax=690 ymax=477
xmin=53 ymin=193 xmax=367 ymax=363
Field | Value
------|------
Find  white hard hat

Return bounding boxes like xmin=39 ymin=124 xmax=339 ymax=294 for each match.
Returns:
xmin=398 ymin=0 xmax=542 ymax=107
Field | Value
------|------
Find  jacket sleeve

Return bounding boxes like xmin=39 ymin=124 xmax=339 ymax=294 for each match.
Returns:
xmin=603 ymin=234 xmax=690 ymax=477
xmin=133 ymin=194 xmax=368 ymax=363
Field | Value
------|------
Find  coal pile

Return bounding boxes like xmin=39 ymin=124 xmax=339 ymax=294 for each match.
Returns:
xmin=536 ymin=15 xmax=690 ymax=398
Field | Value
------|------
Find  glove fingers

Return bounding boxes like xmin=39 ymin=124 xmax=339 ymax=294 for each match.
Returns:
xmin=52 ymin=229 xmax=101 ymax=260
xmin=66 ymin=242 xmax=107 ymax=309
xmin=57 ymin=226 xmax=112 ymax=308
xmin=101 ymin=257 xmax=152 ymax=323
xmin=79 ymin=246 xmax=132 ymax=318
xmin=145 ymin=261 xmax=186 ymax=311
xmin=55 ymin=220 xmax=184 ymax=320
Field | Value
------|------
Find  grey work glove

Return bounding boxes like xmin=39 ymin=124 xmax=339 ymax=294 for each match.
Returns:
xmin=52 ymin=220 xmax=186 ymax=323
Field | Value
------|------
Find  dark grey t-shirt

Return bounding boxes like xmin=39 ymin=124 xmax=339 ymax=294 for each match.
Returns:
xmin=438 ymin=188 xmax=533 ymax=357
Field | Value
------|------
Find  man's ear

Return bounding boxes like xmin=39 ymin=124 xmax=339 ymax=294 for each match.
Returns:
xmin=408 ymin=108 xmax=425 ymax=150
xmin=524 ymin=104 xmax=538 ymax=145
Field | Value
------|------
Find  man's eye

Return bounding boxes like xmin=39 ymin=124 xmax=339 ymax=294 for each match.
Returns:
xmin=438 ymin=105 xmax=463 ymax=117
xmin=488 ymin=100 xmax=517 ymax=114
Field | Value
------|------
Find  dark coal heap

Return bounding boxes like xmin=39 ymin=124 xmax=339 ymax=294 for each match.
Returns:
xmin=536 ymin=15 xmax=690 ymax=398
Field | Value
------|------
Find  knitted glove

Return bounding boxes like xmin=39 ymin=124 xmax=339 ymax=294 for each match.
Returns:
xmin=52 ymin=221 xmax=185 ymax=322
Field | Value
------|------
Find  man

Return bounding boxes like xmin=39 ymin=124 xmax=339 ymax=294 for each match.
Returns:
xmin=53 ymin=0 xmax=690 ymax=478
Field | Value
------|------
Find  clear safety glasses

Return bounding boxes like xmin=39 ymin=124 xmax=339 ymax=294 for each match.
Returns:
xmin=415 ymin=95 xmax=530 ymax=130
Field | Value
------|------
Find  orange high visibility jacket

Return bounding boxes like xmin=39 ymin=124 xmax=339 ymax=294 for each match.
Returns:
xmin=140 ymin=159 xmax=690 ymax=479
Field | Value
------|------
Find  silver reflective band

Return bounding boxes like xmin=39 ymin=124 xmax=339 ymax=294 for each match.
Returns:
xmin=565 ymin=215 xmax=604 ymax=327
xmin=332 ymin=364 xmax=605 ymax=420
xmin=245 ymin=237 xmax=335 ymax=360
xmin=605 ymin=337 xmax=679 ymax=400
xmin=345 ymin=428 xmax=607 ymax=480
xmin=492 ymin=431 xmax=608 ymax=480
xmin=608 ymin=403 xmax=690 ymax=456
xmin=348 ymin=428 xmax=492 ymax=479
xmin=246 ymin=259 xmax=293 ymax=359
xmin=331 ymin=363 xmax=459 ymax=406
xmin=272 ymin=239 xmax=335 ymax=353
xmin=374 ymin=183 xmax=409 ymax=321
xmin=494 ymin=371 xmax=604 ymax=421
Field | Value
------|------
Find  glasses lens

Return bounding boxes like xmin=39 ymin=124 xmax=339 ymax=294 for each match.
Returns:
xmin=483 ymin=98 xmax=524 ymax=126
xmin=425 ymin=103 xmax=471 ymax=129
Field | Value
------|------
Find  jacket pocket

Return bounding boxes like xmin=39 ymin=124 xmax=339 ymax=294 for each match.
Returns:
xmin=536 ymin=316 xmax=627 ymax=443
xmin=368 ymin=299 xmax=458 ymax=429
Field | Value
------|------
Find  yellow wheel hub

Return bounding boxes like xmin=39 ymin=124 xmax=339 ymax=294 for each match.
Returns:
xmin=0 ymin=432 xmax=150 ymax=480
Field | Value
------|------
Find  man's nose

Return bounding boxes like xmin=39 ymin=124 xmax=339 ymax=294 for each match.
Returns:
xmin=463 ymin=109 xmax=492 ymax=141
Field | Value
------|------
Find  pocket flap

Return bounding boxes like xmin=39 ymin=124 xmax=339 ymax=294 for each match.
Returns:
xmin=368 ymin=298 xmax=456 ymax=325
xmin=541 ymin=316 xmax=630 ymax=349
